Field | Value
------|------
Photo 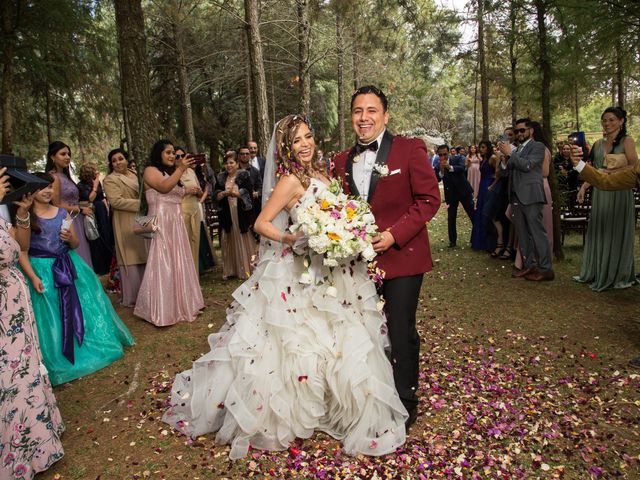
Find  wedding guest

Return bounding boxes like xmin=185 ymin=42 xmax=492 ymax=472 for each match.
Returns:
xmin=0 ymin=169 xmax=65 ymax=480
xmin=465 ymin=144 xmax=481 ymax=201
xmin=175 ymin=146 xmax=204 ymax=272
xmin=471 ymin=141 xmax=496 ymax=251
xmin=46 ymin=141 xmax=94 ymax=269
xmin=214 ymin=151 xmax=257 ymax=280
xmin=134 ymin=140 xmax=204 ymax=326
xmin=102 ymin=148 xmax=147 ymax=307
xmin=77 ymin=162 xmax=114 ymax=275
xmin=238 ymin=145 xmax=262 ymax=226
xmin=573 ymin=107 xmax=637 ymax=291
xmin=194 ymin=162 xmax=216 ymax=273
xmin=20 ymin=173 xmax=135 ymax=385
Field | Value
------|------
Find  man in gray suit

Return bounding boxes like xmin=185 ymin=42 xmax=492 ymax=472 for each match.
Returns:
xmin=498 ymin=118 xmax=554 ymax=281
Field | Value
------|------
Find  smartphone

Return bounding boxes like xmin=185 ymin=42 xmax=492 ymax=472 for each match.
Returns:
xmin=569 ymin=131 xmax=586 ymax=149
xmin=497 ymin=134 xmax=509 ymax=143
xmin=189 ymin=153 xmax=207 ymax=166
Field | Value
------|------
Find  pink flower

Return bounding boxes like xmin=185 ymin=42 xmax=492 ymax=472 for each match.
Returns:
xmin=10 ymin=359 xmax=20 ymax=370
xmin=3 ymin=452 xmax=15 ymax=466
xmin=23 ymin=344 xmax=32 ymax=356
xmin=14 ymin=464 xmax=28 ymax=476
xmin=13 ymin=423 xmax=25 ymax=433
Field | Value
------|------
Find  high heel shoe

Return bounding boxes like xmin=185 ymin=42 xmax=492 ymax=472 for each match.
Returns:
xmin=490 ymin=243 xmax=504 ymax=258
xmin=499 ymin=246 xmax=514 ymax=260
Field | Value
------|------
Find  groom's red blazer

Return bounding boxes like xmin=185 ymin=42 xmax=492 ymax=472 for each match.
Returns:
xmin=332 ymin=131 xmax=441 ymax=280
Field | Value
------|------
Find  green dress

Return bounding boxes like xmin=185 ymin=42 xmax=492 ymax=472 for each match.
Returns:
xmin=26 ymin=208 xmax=135 ymax=385
xmin=574 ymin=138 xmax=637 ymax=291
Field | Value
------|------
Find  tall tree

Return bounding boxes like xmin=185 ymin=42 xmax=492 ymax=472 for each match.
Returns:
xmin=534 ymin=0 xmax=552 ymax=142
xmin=1 ymin=0 xmax=21 ymax=153
xmin=477 ymin=0 xmax=489 ymax=140
xmin=244 ymin=0 xmax=270 ymax=155
xmin=114 ymin=0 xmax=159 ymax=168
xmin=297 ymin=0 xmax=311 ymax=114
xmin=173 ymin=19 xmax=197 ymax=152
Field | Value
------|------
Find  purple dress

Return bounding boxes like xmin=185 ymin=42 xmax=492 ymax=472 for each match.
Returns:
xmin=51 ymin=171 xmax=94 ymax=269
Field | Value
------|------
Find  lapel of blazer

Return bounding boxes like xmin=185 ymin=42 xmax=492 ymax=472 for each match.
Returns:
xmin=345 ymin=147 xmax=359 ymax=197
xmin=367 ymin=130 xmax=393 ymax=202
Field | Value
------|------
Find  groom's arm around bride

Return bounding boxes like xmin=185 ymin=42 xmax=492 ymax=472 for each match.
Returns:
xmin=332 ymin=85 xmax=441 ymax=428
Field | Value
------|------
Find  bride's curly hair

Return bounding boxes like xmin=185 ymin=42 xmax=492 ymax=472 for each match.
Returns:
xmin=274 ymin=114 xmax=315 ymax=188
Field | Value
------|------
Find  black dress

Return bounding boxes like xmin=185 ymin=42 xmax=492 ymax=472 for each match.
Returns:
xmin=78 ymin=180 xmax=115 ymax=275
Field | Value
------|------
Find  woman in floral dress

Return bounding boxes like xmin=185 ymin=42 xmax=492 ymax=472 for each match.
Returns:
xmin=0 ymin=168 xmax=64 ymax=480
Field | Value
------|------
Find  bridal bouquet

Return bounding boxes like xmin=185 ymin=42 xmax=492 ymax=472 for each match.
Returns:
xmin=290 ymin=179 xmax=378 ymax=269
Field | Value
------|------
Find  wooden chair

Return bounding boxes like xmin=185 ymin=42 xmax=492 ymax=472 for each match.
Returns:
xmin=560 ymin=188 xmax=591 ymax=245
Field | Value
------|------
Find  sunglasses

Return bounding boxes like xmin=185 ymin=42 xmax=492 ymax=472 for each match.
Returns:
xmin=175 ymin=154 xmax=186 ymax=159
xmin=514 ymin=128 xmax=529 ymax=134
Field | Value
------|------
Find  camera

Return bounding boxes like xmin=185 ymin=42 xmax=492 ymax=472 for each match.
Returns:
xmin=497 ymin=134 xmax=509 ymax=143
xmin=0 ymin=155 xmax=50 ymax=205
xmin=189 ymin=153 xmax=207 ymax=166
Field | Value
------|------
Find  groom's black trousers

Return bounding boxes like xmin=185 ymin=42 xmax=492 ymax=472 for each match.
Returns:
xmin=382 ymin=273 xmax=423 ymax=414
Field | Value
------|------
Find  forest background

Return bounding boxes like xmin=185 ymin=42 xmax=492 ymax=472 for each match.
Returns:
xmin=1 ymin=0 xmax=639 ymax=169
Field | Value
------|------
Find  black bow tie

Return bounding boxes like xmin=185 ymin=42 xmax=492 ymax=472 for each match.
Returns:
xmin=354 ymin=141 xmax=378 ymax=155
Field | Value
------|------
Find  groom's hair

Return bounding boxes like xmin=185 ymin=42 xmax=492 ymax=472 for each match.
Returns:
xmin=351 ymin=85 xmax=388 ymax=112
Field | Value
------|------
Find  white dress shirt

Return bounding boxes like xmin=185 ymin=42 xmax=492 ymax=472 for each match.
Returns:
xmin=250 ymin=156 xmax=260 ymax=171
xmin=352 ymin=129 xmax=386 ymax=201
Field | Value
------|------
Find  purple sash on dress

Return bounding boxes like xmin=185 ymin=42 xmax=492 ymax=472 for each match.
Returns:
xmin=30 ymin=247 xmax=84 ymax=364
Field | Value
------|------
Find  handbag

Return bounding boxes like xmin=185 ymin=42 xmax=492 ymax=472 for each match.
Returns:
xmin=84 ymin=214 xmax=100 ymax=241
xmin=604 ymin=153 xmax=627 ymax=169
xmin=133 ymin=215 xmax=159 ymax=239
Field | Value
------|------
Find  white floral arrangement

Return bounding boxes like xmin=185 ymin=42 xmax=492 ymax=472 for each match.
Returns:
xmin=372 ymin=164 xmax=389 ymax=177
xmin=290 ymin=179 xmax=378 ymax=271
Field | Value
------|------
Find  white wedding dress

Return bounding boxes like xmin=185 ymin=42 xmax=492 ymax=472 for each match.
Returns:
xmin=163 ymin=179 xmax=407 ymax=459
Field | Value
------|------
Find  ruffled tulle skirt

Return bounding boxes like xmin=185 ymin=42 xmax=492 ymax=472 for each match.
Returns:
xmin=26 ymin=251 xmax=135 ymax=386
xmin=163 ymin=249 xmax=407 ymax=459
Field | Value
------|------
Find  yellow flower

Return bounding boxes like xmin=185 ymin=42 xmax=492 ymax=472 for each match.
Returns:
xmin=345 ymin=207 xmax=355 ymax=220
xmin=320 ymin=199 xmax=331 ymax=210
xmin=327 ymin=232 xmax=341 ymax=241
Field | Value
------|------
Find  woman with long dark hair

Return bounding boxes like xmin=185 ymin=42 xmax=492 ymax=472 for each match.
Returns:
xmin=574 ymin=107 xmax=638 ymax=291
xmin=133 ymin=140 xmax=204 ymax=326
xmin=77 ymin=162 xmax=114 ymax=275
xmin=465 ymin=144 xmax=481 ymax=201
xmin=214 ymin=151 xmax=257 ymax=280
xmin=102 ymin=148 xmax=147 ymax=307
xmin=46 ymin=141 xmax=94 ymax=268
xmin=471 ymin=140 xmax=496 ymax=251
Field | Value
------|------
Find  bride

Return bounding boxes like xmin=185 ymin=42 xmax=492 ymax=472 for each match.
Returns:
xmin=163 ymin=115 xmax=408 ymax=459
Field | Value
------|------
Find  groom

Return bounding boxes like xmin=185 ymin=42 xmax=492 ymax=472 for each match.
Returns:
xmin=332 ymin=85 xmax=441 ymax=429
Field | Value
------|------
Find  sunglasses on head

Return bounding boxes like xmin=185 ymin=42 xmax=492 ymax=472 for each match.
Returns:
xmin=514 ymin=128 xmax=529 ymax=134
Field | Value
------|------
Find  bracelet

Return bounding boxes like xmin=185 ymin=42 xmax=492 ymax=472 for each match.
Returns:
xmin=17 ymin=221 xmax=31 ymax=229
xmin=15 ymin=212 xmax=30 ymax=223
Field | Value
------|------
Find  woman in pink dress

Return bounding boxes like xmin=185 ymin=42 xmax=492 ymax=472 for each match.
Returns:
xmin=134 ymin=140 xmax=204 ymax=326
xmin=0 ymin=168 xmax=64 ymax=479
xmin=465 ymin=144 xmax=481 ymax=202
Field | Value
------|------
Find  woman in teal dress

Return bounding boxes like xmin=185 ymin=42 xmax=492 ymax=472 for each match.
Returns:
xmin=574 ymin=107 xmax=638 ymax=291
xmin=19 ymin=173 xmax=135 ymax=385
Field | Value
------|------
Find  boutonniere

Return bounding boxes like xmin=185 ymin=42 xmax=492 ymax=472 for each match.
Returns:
xmin=372 ymin=164 xmax=389 ymax=177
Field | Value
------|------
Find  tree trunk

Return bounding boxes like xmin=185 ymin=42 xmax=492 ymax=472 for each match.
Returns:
xmin=244 ymin=0 xmax=270 ymax=158
xmin=508 ymin=0 xmax=517 ymax=126
xmin=615 ymin=39 xmax=624 ymax=108
xmin=534 ymin=0 xmax=562 ymax=259
xmin=535 ymin=0 xmax=552 ymax=142
xmin=473 ymin=63 xmax=478 ymax=145
xmin=477 ymin=0 xmax=489 ymax=141
xmin=243 ymin=31 xmax=254 ymax=143
xmin=114 ymin=0 xmax=159 ymax=174
xmin=351 ymin=9 xmax=359 ymax=90
xmin=1 ymin=0 xmax=19 ymax=154
xmin=45 ymin=85 xmax=52 ymax=144
xmin=573 ymin=80 xmax=580 ymax=131
xmin=336 ymin=11 xmax=346 ymax=151
xmin=297 ymin=0 xmax=311 ymax=115
xmin=173 ymin=21 xmax=197 ymax=153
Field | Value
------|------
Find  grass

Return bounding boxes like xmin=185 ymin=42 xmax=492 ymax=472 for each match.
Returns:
xmin=38 ymin=202 xmax=640 ymax=479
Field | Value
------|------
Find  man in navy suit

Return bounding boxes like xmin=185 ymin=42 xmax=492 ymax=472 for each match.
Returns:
xmin=436 ymin=144 xmax=474 ymax=248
